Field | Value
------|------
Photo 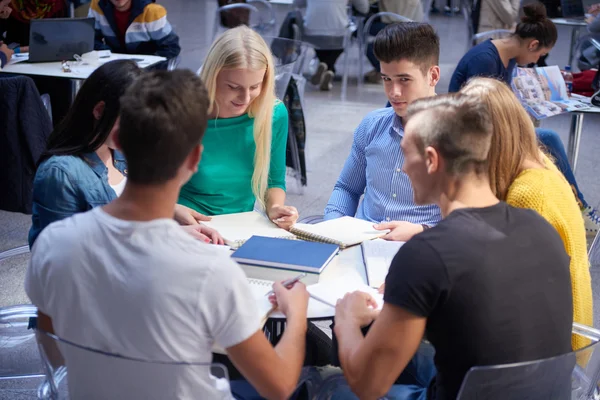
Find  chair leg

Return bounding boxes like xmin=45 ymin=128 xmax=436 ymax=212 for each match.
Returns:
xmin=341 ymin=38 xmax=351 ymax=101
xmin=0 ymin=245 xmax=30 ymax=262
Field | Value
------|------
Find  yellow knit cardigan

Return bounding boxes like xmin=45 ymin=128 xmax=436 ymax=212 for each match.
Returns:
xmin=506 ymin=161 xmax=593 ymax=350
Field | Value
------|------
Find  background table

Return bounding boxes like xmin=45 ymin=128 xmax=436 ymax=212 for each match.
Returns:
xmin=551 ymin=18 xmax=588 ymax=66
xmin=1 ymin=53 xmax=166 ymax=80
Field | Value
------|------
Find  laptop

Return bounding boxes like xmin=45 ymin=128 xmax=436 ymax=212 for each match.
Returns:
xmin=28 ymin=18 xmax=95 ymax=63
xmin=560 ymin=0 xmax=597 ymax=20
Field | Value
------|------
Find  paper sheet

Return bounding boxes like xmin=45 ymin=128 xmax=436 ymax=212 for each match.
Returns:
xmin=362 ymin=239 xmax=404 ymax=288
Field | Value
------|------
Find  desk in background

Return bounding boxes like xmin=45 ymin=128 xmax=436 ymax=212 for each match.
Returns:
xmin=1 ymin=53 xmax=166 ymax=80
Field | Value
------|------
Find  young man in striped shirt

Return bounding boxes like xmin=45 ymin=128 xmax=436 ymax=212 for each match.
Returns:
xmin=324 ymin=22 xmax=442 ymax=241
xmin=88 ymin=0 xmax=180 ymax=61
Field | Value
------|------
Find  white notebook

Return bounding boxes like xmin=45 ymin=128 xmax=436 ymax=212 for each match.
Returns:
xmin=248 ymin=278 xmax=335 ymax=320
xmin=362 ymin=239 xmax=405 ymax=288
xmin=307 ymin=278 xmax=384 ymax=310
xmin=290 ymin=217 xmax=388 ymax=249
xmin=203 ymin=211 xmax=295 ymax=249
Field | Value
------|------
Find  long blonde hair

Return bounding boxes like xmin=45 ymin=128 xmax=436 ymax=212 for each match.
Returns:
xmin=200 ymin=26 xmax=276 ymax=209
xmin=460 ymin=78 xmax=545 ymax=200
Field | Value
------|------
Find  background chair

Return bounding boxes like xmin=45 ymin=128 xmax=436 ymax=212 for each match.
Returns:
xmin=460 ymin=0 xmax=512 ymax=50
xmin=268 ymin=37 xmax=312 ymax=194
xmin=314 ymin=324 xmax=600 ymax=400
xmin=35 ymin=329 xmax=231 ymax=399
xmin=214 ymin=3 xmax=272 ymax=40
xmin=247 ymin=0 xmax=277 ymax=37
xmin=0 ymin=305 xmax=46 ymax=399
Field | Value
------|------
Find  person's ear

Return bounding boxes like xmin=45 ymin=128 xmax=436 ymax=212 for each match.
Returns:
xmin=188 ymin=144 xmax=202 ymax=174
xmin=424 ymin=146 xmax=439 ymax=174
xmin=93 ymin=101 xmax=105 ymax=120
xmin=528 ymin=39 xmax=540 ymax=52
xmin=429 ymin=66 xmax=441 ymax=87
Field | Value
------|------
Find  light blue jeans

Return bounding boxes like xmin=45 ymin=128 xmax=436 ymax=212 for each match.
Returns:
xmin=331 ymin=342 xmax=437 ymax=400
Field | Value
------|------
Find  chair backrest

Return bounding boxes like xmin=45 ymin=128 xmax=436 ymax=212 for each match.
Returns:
xmin=472 ymin=29 xmax=512 ymax=46
xmin=214 ymin=3 xmax=259 ymax=39
xmin=36 ymin=330 xmax=231 ymax=399
xmin=0 ymin=305 xmax=43 ymax=380
xmin=266 ymin=36 xmax=313 ymax=99
xmin=457 ymin=328 xmax=600 ymax=400
xmin=247 ymin=0 xmax=276 ymax=35
xmin=363 ymin=12 xmax=412 ymax=40
xmin=588 ymin=229 xmax=600 ymax=269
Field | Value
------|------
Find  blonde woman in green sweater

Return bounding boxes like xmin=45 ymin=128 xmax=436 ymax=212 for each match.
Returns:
xmin=177 ymin=26 xmax=298 ymax=229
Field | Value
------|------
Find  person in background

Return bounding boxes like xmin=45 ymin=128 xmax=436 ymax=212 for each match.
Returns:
xmin=0 ymin=0 xmax=71 ymax=123
xmin=364 ymin=0 xmax=425 ymax=83
xmin=477 ymin=0 xmax=519 ymax=34
xmin=0 ymin=0 xmax=12 ymax=67
xmin=28 ymin=60 xmax=221 ymax=247
xmin=325 ymin=23 xmax=442 ymax=241
xmin=332 ymin=93 xmax=573 ymax=400
xmin=25 ymin=69 xmax=310 ymax=400
xmin=461 ymin=77 xmax=593 ymax=351
xmin=88 ymin=0 xmax=180 ymax=61
xmin=294 ymin=0 xmax=369 ymax=91
xmin=178 ymin=26 xmax=298 ymax=229
xmin=578 ymin=3 xmax=600 ymax=70
xmin=449 ymin=2 xmax=600 ymax=235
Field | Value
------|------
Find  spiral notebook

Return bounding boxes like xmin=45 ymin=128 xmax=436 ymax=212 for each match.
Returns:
xmin=290 ymin=217 xmax=388 ymax=249
xmin=202 ymin=211 xmax=296 ymax=249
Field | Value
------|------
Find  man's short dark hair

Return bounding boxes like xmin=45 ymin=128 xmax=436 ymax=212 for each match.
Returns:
xmin=406 ymin=93 xmax=493 ymax=175
xmin=373 ymin=22 xmax=440 ymax=74
xmin=119 ymin=70 xmax=210 ymax=185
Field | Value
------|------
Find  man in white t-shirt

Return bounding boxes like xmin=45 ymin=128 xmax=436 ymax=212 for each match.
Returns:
xmin=25 ymin=70 xmax=310 ymax=400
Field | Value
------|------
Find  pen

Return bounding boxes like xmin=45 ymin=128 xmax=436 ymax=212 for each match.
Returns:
xmin=265 ymin=273 xmax=306 ymax=296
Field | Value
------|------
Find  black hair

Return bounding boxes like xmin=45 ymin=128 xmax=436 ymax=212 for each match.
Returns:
xmin=40 ymin=59 xmax=142 ymax=163
xmin=118 ymin=70 xmax=210 ymax=185
xmin=373 ymin=22 xmax=440 ymax=74
xmin=514 ymin=2 xmax=558 ymax=48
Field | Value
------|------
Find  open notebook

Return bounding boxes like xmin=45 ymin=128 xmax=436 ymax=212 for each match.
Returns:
xmin=362 ymin=239 xmax=405 ymax=288
xmin=248 ymin=278 xmax=335 ymax=320
xmin=290 ymin=217 xmax=388 ymax=249
xmin=202 ymin=211 xmax=295 ymax=249
xmin=307 ymin=278 xmax=384 ymax=310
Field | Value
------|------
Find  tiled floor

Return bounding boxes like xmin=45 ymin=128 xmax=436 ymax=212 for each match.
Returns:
xmin=2 ymin=0 xmax=600 ymax=325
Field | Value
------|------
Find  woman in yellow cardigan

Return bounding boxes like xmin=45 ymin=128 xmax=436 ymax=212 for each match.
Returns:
xmin=461 ymin=78 xmax=593 ymax=350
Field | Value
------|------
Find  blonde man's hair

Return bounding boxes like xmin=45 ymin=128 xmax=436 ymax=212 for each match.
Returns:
xmin=460 ymin=78 xmax=545 ymax=200
xmin=200 ymin=26 xmax=276 ymax=210
xmin=406 ymin=93 xmax=493 ymax=176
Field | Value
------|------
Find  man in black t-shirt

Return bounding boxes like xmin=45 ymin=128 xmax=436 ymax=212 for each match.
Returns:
xmin=333 ymin=94 xmax=573 ymax=400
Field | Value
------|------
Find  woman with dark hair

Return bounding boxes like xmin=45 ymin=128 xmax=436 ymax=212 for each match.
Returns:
xmin=449 ymin=2 xmax=558 ymax=92
xmin=448 ymin=3 xmax=600 ymax=235
xmin=28 ymin=60 xmax=223 ymax=246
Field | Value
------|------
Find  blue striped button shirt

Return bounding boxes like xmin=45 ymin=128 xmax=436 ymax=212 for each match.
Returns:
xmin=324 ymin=107 xmax=442 ymax=225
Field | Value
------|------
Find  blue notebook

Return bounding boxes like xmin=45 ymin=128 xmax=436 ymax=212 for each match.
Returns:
xmin=231 ymin=236 xmax=339 ymax=273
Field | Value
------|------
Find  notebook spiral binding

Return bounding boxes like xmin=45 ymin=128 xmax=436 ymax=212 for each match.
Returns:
xmin=247 ymin=278 xmax=274 ymax=286
xmin=289 ymin=229 xmax=346 ymax=249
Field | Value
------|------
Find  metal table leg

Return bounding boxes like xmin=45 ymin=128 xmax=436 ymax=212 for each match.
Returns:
xmin=569 ymin=26 xmax=582 ymax=66
xmin=567 ymin=113 xmax=585 ymax=172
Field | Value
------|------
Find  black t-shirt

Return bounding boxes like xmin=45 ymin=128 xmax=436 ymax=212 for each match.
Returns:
xmin=384 ymin=202 xmax=573 ymax=400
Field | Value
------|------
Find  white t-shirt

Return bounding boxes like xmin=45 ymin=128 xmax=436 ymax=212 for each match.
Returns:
xmin=110 ymin=177 xmax=127 ymax=197
xmin=25 ymin=208 xmax=261 ymax=400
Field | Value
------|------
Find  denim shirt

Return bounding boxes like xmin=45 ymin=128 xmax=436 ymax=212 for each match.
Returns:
xmin=28 ymin=151 xmax=127 ymax=247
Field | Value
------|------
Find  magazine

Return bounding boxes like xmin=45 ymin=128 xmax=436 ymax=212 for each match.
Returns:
xmin=511 ymin=66 xmax=590 ymax=120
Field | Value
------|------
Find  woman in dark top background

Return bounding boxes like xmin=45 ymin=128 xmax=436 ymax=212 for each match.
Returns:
xmin=448 ymin=2 xmax=600 ymax=235
xmin=449 ymin=2 xmax=556 ymax=92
